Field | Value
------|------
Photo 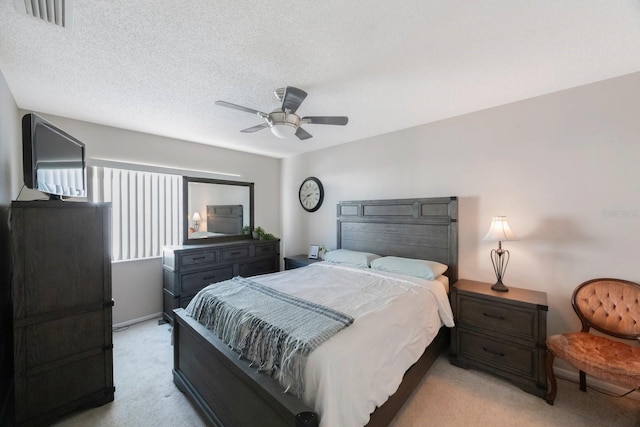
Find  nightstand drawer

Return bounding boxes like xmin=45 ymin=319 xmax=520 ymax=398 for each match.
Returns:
xmin=458 ymin=329 xmax=537 ymax=379
xmin=458 ymin=296 xmax=537 ymax=340
xmin=284 ymin=255 xmax=322 ymax=270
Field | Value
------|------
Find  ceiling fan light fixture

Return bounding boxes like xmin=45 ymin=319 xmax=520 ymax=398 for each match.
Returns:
xmin=270 ymin=122 xmax=298 ymax=138
xmin=268 ymin=111 xmax=300 ymax=138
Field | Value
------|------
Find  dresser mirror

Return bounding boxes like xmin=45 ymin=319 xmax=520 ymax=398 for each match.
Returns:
xmin=183 ymin=176 xmax=254 ymax=245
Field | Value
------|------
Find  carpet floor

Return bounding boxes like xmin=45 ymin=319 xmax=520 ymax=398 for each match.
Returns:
xmin=52 ymin=319 xmax=640 ymax=427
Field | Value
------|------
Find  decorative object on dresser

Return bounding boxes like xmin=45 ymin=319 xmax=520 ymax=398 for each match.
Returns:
xmin=545 ymin=278 xmax=640 ymax=405
xmin=8 ymin=201 xmax=114 ymax=426
xmin=172 ymin=196 xmax=458 ymax=427
xmin=161 ymin=239 xmax=280 ymax=324
xmin=284 ymin=254 xmax=323 ymax=270
xmin=483 ymin=216 xmax=518 ymax=292
xmin=450 ymin=279 xmax=548 ymax=398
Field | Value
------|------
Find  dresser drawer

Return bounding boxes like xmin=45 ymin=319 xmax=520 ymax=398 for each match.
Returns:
xmin=221 ymin=246 xmax=250 ymax=261
xmin=180 ymin=251 xmax=218 ymax=268
xmin=254 ymin=242 xmax=278 ymax=257
xmin=458 ymin=296 xmax=537 ymax=341
xmin=182 ymin=266 xmax=234 ymax=294
xmin=239 ymin=258 xmax=278 ymax=277
xmin=458 ymin=329 xmax=537 ymax=379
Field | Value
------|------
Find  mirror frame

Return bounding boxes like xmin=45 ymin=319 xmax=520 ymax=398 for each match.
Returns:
xmin=183 ymin=176 xmax=254 ymax=245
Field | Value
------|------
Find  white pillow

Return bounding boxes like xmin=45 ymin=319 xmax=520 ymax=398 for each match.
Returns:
xmin=370 ymin=256 xmax=448 ymax=280
xmin=324 ymin=249 xmax=381 ymax=268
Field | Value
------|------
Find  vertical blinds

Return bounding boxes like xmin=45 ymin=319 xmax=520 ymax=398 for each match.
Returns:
xmin=92 ymin=166 xmax=182 ymax=261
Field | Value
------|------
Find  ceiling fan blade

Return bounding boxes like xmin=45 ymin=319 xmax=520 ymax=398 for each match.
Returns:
xmin=281 ymin=87 xmax=308 ymax=114
xmin=215 ymin=100 xmax=267 ymax=118
xmin=295 ymin=127 xmax=313 ymax=140
xmin=241 ymin=123 xmax=270 ymax=133
xmin=301 ymin=116 xmax=349 ymax=126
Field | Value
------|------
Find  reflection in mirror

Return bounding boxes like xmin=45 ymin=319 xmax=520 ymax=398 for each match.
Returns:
xmin=183 ymin=176 xmax=254 ymax=245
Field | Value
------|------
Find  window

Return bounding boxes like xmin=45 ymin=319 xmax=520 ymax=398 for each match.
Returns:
xmin=91 ymin=166 xmax=183 ymax=261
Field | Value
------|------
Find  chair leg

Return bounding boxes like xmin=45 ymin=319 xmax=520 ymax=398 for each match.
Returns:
xmin=545 ymin=349 xmax=557 ymax=405
xmin=579 ymin=371 xmax=586 ymax=392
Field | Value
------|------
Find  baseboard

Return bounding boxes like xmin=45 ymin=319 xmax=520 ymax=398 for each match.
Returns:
xmin=113 ymin=312 xmax=162 ymax=329
xmin=554 ymin=366 xmax=640 ymax=401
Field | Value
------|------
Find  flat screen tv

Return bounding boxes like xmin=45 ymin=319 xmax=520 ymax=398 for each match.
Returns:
xmin=22 ymin=113 xmax=86 ymax=200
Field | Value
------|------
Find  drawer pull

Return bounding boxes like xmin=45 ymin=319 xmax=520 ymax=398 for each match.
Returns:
xmin=230 ymin=251 xmax=242 ymax=256
xmin=260 ymin=247 xmax=269 ymax=251
xmin=203 ymin=276 xmax=217 ymax=281
xmin=482 ymin=347 xmax=505 ymax=357
xmin=482 ymin=312 xmax=505 ymax=321
xmin=192 ymin=256 xmax=206 ymax=260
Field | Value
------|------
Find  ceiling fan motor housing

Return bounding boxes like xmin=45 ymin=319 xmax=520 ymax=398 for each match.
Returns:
xmin=269 ymin=111 xmax=300 ymax=138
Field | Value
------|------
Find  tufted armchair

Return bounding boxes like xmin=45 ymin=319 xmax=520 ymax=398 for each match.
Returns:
xmin=545 ymin=278 xmax=640 ymax=405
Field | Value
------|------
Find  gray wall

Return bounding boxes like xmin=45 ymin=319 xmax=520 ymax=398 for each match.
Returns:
xmin=2 ymin=86 xmax=281 ymax=325
xmin=282 ymin=71 xmax=640 ymax=342
xmin=24 ymin=114 xmax=282 ymax=325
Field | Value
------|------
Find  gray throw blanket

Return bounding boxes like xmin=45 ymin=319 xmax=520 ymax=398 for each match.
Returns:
xmin=185 ymin=276 xmax=354 ymax=397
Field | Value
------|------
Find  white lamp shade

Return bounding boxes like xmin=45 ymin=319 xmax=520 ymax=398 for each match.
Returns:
xmin=270 ymin=123 xmax=298 ymax=138
xmin=192 ymin=212 xmax=202 ymax=222
xmin=483 ymin=216 xmax=518 ymax=242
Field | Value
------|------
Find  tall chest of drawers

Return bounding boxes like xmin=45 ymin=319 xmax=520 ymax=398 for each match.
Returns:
xmin=162 ymin=239 xmax=280 ymax=324
xmin=450 ymin=279 xmax=548 ymax=398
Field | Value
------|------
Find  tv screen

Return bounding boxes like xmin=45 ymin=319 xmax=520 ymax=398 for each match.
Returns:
xmin=22 ymin=113 xmax=86 ymax=200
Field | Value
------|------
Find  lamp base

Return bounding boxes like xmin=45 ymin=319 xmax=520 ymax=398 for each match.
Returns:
xmin=491 ymin=280 xmax=509 ymax=292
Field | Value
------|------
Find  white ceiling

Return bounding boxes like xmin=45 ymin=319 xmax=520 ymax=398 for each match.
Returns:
xmin=1 ymin=1 xmax=640 ymax=159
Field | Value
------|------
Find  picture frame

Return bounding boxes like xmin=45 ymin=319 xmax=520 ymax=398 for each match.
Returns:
xmin=308 ymin=244 xmax=319 ymax=259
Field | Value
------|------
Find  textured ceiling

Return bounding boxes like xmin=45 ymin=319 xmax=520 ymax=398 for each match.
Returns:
xmin=1 ymin=1 xmax=640 ymax=159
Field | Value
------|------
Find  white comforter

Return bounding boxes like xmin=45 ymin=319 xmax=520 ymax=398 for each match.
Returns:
xmin=252 ymin=262 xmax=455 ymax=427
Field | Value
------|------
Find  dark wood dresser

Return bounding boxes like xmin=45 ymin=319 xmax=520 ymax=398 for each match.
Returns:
xmin=162 ymin=239 xmax=280 ymax=324
xmin=450 ymin=279 xmax=548 ymax=398
xmin=9 ymin=201 xmax=114 ymax=426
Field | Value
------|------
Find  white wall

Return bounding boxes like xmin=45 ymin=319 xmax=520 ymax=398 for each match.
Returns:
xmin=12 ymin=112 xmax=282 ymax=324
xmin=282 ymin=71 xmax=640 ymax=340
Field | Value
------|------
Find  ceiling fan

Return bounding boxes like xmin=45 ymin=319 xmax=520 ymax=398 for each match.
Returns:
xmin=215 ymin=86 xmax=348 ymax=140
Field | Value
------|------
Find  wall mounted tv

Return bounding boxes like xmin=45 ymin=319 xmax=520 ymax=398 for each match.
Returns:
xmin=22 ymin=113 xmax=86 ymax=200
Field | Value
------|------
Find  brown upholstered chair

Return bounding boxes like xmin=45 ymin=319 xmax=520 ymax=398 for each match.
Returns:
xmin=545 ymin=278 xmax=640 ymax=405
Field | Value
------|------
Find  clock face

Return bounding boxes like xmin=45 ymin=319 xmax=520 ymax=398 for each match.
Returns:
xmin=299 ymin=177 xmax=324 ymax=212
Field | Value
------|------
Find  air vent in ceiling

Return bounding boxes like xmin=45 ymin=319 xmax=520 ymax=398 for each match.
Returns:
xmin=14 ymin=0 xmax=73 ymax=29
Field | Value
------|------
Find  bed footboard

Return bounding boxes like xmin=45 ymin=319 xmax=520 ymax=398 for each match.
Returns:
xmin=172 ymin=308 xmax=319 ymax=427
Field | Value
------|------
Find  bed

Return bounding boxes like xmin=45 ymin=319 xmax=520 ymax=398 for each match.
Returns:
xmin=172 ymin=196 xmax=458 ymax=427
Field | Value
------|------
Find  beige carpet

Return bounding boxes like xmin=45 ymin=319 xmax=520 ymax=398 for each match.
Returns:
xmin=53 ymin=319 xmax=640 ymax=427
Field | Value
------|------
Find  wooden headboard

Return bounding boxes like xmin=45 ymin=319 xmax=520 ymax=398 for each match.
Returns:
xmin=337 ymin=197 xmax=458 ymax=284
xmin=206 ymin=205 xmax=243 ymax=234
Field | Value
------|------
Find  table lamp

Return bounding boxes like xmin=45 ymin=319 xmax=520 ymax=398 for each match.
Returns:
xmin=483 ymin=216 xmax=518 ymax=292
xmin=192 ymin=212 xmax=202 ymax=231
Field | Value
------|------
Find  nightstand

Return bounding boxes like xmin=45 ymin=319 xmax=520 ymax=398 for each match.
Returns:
xmin=450 ymin=279 xmax=548 ymax=398
xmin=284 ymin=254 xmax=322 ymax=270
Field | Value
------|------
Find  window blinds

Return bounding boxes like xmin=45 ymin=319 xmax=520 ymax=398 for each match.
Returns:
xmin=92 ymin=166 xmax=183 ymax=261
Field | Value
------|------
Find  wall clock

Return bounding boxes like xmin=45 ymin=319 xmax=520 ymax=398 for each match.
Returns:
xmin=298 ymin=177 xmax=324 ymax=212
